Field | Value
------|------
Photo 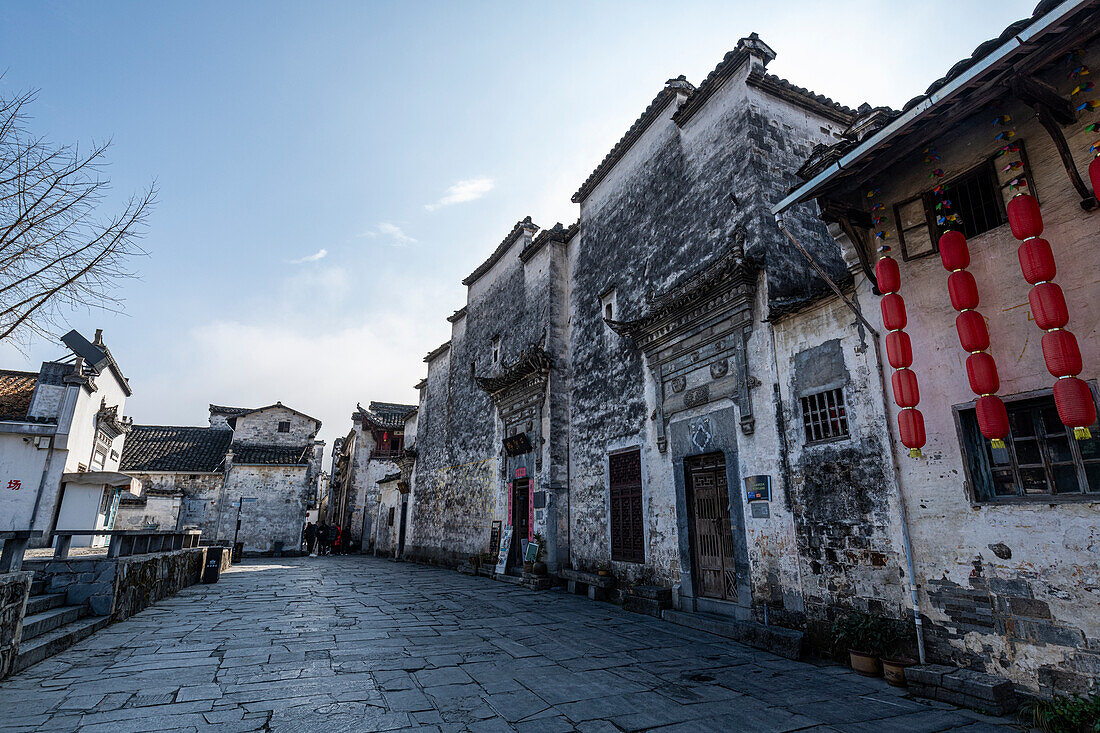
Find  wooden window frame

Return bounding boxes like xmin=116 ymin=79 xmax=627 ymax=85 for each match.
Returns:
xmin=277 ymin=421 xmax=291 ymax=433
xmin=800 ymin=387 xmax=851 ymax=445
xmin=608 ymin=448 xmax=644 ymax=564
xmin=954 ymin=382 xmax=1100 ymax=505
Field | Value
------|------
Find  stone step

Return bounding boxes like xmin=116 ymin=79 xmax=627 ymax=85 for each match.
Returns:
xmin=13 ymin=616 xmax=110 ymax=674
xmin=662 ymin=609 xmax=804 ymax=660
xmin=24 ymin=592 xmax=67 ymax=616
xmin=29 ymin=579 xmax=45 ymax=596
xmin=19 ymin=605 xmax=83 ymax=642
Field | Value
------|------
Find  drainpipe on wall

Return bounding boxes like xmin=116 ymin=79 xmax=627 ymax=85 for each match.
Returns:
xmin=29 ymin=437 xmax=56 ymax=541
xmin=213 ymin=449 xmax=234 ymax=542
xmin=775 ymin=215 xmax=926 ymax=664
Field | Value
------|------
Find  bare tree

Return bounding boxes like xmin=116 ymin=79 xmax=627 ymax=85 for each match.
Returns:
xmin=0 ymin=87 xmax=155 ymax=343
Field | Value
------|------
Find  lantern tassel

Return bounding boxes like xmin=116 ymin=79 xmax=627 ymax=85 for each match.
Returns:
xmin=1074 ymin=426 xmax=1092 ymax=440
xmin=990 ymin=438 xmax=1005 ymax=449
xmin=909 ymin=448 xmax=922 ymax=458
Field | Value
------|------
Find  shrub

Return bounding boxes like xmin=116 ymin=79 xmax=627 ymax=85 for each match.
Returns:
xmin=1019 ymin=694 xmax=1100 ymax=733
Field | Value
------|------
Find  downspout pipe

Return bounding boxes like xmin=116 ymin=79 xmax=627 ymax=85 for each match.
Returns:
xmin=774 ymin=214 xmax=925 ymax=663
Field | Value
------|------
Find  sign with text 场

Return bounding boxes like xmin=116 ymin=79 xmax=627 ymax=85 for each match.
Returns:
xmin=494 ymin=526 xmax=513 ymax=574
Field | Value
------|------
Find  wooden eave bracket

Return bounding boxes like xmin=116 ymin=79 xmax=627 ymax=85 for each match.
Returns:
xmin=818 ymin=197 xmax=880 ymax=294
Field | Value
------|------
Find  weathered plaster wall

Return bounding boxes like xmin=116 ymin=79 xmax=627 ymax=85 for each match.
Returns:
xmin=220 ymin=464 xmax=310 ymax=553
xmin=834 ymin=63 xmax=1100 ymax=694
xmin=232 ymin=407 xmax=318 ymax=447
xmin=0 ymin=571 xmax=31 ymax=680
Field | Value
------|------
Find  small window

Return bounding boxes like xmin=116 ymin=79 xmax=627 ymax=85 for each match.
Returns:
xmin=491 ymin=336 xmax=501 ymax=365
xmin=600 ymin=288 xmax=616 ymax=322
xmin=387 ymin=507 xmax=395 ymax=526
xmin=801 ymin=388 xmax=850 ymax=443
xmin=609 ymin=449 xmax=644 ymax=563
xmin=894 ymin=196 xmax=935 ymax=260
xmin=278 ymin=421 xmax=291 ymax=433
xmin=961 ymin=391 xmax=1100 ymax=502
xmin=937 ymin=162 xmax=1004 ymax=240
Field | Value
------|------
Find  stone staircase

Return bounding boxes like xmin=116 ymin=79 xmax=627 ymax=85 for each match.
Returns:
xmin=14 ymin=577 xmax=109 ymax=673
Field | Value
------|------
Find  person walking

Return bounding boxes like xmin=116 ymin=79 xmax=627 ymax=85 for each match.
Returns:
xmin=316 ymin=522 xmax=330 ymax=556
xmin=333 ymin=525 xmax=343 ymax=555
xmin=304 ymin=522 xmax=317 ymax=556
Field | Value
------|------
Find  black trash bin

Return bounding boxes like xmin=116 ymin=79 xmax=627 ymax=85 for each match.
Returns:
xmin=203 ymin=547 xmax=223 ymax=584
xmin=231 ymin=542 xmax=243 ymax=564
xmin=273 ymin=541 xmax=284 ymax=558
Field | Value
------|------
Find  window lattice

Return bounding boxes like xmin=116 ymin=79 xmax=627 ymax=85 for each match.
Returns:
xmin=609 ymin=449 xmax=644 ymax=564
xmin=801 ymin=388 xmax=850 ymax=443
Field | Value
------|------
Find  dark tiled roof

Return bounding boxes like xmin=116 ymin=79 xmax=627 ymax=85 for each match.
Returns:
xmin=121 ymin=426 xmax=232 ymax=472
xmin=745 ymin=72 xmax=857 ymax=125
xmin=520 ymin=221 xmax=579 ymax=263
xmin=358 ymin=402 xmax=416 ymax=430
xmin=210 ymin=402 xmax=321 ymax=428
xmin=572 ymin=80 xmax=691 ymax=204
xmin=446 ymin=306 xmax=467 ymax=323
xmin=209 ymin=404 xmax=252 ymax=416
xmin=377 ymin=472 xmax=402 ymax=484
xmin=462 ymin=217 xmax=539 ymax=287
xmin=231 ymin=444 xmax=312 ymax=466
xmin=0 ymin=370 xmax=38 ymax=421
xmin=424 ymin=341 xmax=451 ymax=363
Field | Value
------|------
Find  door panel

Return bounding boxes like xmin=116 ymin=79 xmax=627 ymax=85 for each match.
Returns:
xmin=686 ymin=453 xmax=737 ymax=602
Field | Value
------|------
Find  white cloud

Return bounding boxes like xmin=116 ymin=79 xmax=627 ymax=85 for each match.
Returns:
xmin=359 ymin=222 xmax=416 ymax=246
xmin=287 ymin=248 xmax=328 ymax=264
xmin=425 ymin=177 xmax=494 ymax=211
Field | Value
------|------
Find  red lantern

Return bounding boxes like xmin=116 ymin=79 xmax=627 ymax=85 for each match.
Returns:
xmin=1053 ymin=377 xmax=1097 ymax=438
xmin=1042 ymin=329 xmax=1083 ymax=378
xmin=880 ymin=294 xmax=907 ymax=331
xmin=898 ymin=408 xmax=926 ymax=457
xmin=875 ymin=257 xmax=901 ymax=294
xmin=966 ymin=352 xmax=1000 ymax=395
xmin=885 ymin=330 xmax=913 ymax=368
xmin=956 ymin=310 xmax=990 ymax=353
xmin=938 ymin=230 xmax=970 ymax=271
xmin=1017 ymin=238 xmax=1056 ymax=284
xmin=1090 ymin=155 xmax=1100 ymax=205
xmin=975 ymin=395 xmax=1010 ymax=444
xmin=1007 ymin=194 xmax=1043 ymax=240
xmin=948 ymin=271 xmax=979 ymax=311
xmin=1029 ymin=282 xmax=1069 ymax=330
xmin=892 ymin=369 xmax=920 ymax=408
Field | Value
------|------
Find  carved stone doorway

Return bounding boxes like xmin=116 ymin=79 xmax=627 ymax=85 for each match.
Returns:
xmin=685 ymin=452 xmax=738 ymax=602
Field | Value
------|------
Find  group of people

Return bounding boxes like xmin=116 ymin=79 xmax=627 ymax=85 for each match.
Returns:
xmin=302 ymin=521 xmax=345 ymax=556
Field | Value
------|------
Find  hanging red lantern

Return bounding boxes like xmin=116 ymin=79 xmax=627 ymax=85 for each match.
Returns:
xmin=1017 ymin=238 xmax=1056 ymax=284
xmin=875 ymin=257 xmax=901 ymax=294
xmin=966 ymin=352 xmax=1000 ymax=395
xmin=881 ymin=293 xmax=907 ymax=330
xmin=898 ymin=408 xmax=926 ymax=458
xmin=892 ymin=369 xmax=920 ymax=407
xmin=1029 ymin=282 xmax=1069 ymax=330
xmin=1042 ymin=329 xmax=1083 ymax=377
xmin=885 ymin=330 xmax=913 ymax=368
xmin=1053 ymin=377 xmax=1096 ymax=439
xmin=975 ymin=395 xmax=1010 ymax=443
xmin=1010 ymin=195 xmax=1094 ymax=440
xmin=948 ymin=271 xmax=979 ymax=311
xmin=956 ymin=311 xmax=990 ymax=352
xmin=876 ymin=250 xmax=925 ymax=458
xmin=1090 ymin=155 xmax=1100 ymax=205
xmin=939 ymin=230 xmax=970 ymax=270
xmin=1007 ymin=193 xmax=1043 ymax=240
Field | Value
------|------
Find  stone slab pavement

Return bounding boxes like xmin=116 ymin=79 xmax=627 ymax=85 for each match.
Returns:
xmin=0 ymin=557 xmax=1023 ymax=732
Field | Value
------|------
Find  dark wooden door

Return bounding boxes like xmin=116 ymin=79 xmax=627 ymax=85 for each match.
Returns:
xmin=685 ymin=453 xmax=738 ymax=602
xmin=397 ymin=500 xmax=408 ymax=557
xmin=510 ymin=478 xmax=530 ymax=569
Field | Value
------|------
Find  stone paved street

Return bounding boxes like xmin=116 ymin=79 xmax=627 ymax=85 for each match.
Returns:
xmin=0 ymin=557 xmax=1020 ymax=732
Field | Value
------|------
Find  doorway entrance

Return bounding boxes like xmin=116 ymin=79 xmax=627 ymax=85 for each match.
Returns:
xmin=509 ymin=478 xmax=530 ymax=571
xmin=397 ymin=500 xmax=408 ymax=558
xmin=685 ymin=452 xmax=738 ymax=602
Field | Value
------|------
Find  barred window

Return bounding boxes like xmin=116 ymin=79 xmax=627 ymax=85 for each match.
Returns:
xmin=278 ymin=421 xmax=290 ymax=433
xmin=609 ymin=449 xmax=644 ymax=563
xmin=801 ymin=388 xmax=849 ymax=444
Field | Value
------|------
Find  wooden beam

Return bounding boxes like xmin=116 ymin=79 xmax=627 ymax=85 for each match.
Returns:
xmin=818 ymin=198 xmax=879 ymax=294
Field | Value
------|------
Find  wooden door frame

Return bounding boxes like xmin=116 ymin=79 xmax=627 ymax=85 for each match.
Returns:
xmin=683 ymin=451 xmax=736 ymax=602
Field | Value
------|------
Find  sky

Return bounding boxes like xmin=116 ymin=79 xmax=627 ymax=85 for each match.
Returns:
xmin=0 ymin=0 xmax=1038 ymax=460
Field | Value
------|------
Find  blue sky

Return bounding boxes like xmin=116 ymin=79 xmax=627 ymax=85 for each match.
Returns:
xmin=0 ymin=0 xmax=1037 ymax=454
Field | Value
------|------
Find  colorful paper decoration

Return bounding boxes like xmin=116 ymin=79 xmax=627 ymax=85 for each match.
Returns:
xmin=1007 ymin=194 xmax=1096 ymax=439
xmin=938 ymin=230 xmax=1009 ymax=448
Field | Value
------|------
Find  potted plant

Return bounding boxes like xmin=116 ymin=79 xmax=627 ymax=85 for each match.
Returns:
xmin=881 ymin=623 xmax=917 ymax=687
xmin=832 ymin=612 xmax=885 ymax=677
xmin=531 ymin=533 xmax=548 ymax=576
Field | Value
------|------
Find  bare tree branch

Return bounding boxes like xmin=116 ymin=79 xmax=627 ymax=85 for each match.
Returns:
xmin=0 ymin=86 xmax=154 ymax=344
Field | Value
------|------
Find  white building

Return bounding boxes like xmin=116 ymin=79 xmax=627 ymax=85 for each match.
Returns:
xmin=0 ymin=329 xmax=139 ymax=548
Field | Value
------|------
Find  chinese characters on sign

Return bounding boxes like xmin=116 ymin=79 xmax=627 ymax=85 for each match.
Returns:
xmin=6 ymin=480 xmax=21 ymax=491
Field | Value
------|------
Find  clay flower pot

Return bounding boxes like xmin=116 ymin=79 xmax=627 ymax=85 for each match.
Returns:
xmin=532 ymin=561 xmax=547 ymax=576
xmin=523 ymin=561 xmax=534 ymax=573
xmin=849 ymin=650 xmax=882 ymax=677
xmin=882 ymin=657 xmax=915 ymax=687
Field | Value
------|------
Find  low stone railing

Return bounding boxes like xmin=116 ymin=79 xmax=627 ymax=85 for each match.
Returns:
xmin=52 ymin=530 xmax=201 ymax=560
xmin=0 ymin=531 xmax=43 ymax=573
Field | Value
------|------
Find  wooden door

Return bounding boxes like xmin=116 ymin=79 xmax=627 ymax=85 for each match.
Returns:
xmin=686 ymin=453 xmax=738 ymax=602
xmin=509 ymin=479 xmax=530 ymax=569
